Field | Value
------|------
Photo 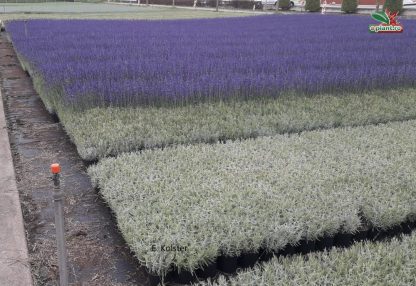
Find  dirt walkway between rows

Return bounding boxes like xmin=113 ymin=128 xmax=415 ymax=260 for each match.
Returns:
xmin=0 ymin=32 xmax=150 ymax=286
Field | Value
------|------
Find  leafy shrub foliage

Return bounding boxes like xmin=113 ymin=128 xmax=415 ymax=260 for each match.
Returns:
xmin=230 ymin=0 xmax=259 ymax=9
xmin=341 ymin=0 xmax=357 ymax=13
xmin=278 ymin=0 xmax=291 ymax=10
xmin=305 ymin=0 xmax=320 ymax=11
xmin=383 ymin=0 xmax=403 ymax=14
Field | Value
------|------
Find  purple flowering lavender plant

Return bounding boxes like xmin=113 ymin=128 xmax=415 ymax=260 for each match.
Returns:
xmin=6 ymin=15 xmax=416 ymax=110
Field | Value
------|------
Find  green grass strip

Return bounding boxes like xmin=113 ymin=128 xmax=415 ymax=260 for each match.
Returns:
xmin=60 ymin=89 xmax=416 ymax=160
xmin=88 ymin=119 xmax=416 ymax=274
xmin=199 ymin=232 xmax=416 ymax=286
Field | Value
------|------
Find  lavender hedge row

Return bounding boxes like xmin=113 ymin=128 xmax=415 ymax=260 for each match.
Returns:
xmin=199 ymin=232 xmax=416 ymax=286
xmin=7 ymin=15 xmax=416 ymax=110
xmin=60 ymin=89 xmax=416 ymax=160
xmin=89 ymin=119 xmax=416 ymax=274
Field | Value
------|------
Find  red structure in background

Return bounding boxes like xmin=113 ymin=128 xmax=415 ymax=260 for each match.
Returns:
xmin=326 ymin=0 xmax=385 ymax=5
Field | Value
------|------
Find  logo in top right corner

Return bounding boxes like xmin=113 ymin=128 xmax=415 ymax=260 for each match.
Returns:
xmin=369 ymin=9 xmax=404 ymax=33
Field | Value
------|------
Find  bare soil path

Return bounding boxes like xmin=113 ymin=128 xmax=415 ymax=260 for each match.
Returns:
xmin=0 ymin=31 xmax=150 ymax=286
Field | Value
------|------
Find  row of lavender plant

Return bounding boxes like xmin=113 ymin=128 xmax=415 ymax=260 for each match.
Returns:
xmin=6 ymin=15 xmax=416 ymax=109
xmin=89 ymin=119 xmax=416 ymax=274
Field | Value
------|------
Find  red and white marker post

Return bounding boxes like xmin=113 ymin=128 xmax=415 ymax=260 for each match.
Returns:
xmin=51 ymin=163 xmax=69 ymax=286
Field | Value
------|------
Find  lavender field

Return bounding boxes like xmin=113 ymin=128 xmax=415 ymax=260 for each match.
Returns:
xmin=6 ymin=15 xmax=416 ymax=160
xmin=7 ymin=15 xmax=416 ymax=110
xmin=5 ymin=13 xmax=416 ymax=284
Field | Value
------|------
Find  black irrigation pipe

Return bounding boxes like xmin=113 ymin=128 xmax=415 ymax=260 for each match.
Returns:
xmin=148 ymin=217 xmax=416 ymax=286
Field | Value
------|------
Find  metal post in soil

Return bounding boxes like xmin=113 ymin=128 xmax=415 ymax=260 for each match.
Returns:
xmin=216 ymin=0 xmax=219 ymax=11
xmin=51 ymin=163 xmax=69 ymax=286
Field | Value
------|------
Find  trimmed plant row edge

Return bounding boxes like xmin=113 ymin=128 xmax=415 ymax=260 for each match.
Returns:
xmin=146 ymin=217 xmax=416 ymax=285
